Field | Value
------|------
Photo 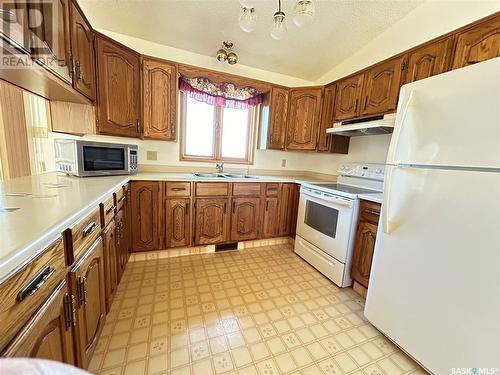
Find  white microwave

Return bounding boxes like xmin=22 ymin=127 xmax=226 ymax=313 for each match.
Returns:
xmin=54 ymin=139 xmax=138 ymax=177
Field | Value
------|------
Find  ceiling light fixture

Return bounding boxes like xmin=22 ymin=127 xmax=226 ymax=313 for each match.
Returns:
xmin=293 ymin=0 xmax=315 ymax=27
xmin=270 ymin=0 xmax=287 ymax=40
xmin=216 ymin=41 xmax=238 ymax=65
xmin=239 ymin=7 xmax=257 ymax=33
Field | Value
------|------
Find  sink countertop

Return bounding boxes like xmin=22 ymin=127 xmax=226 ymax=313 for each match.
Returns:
xmin=0 ymin=171 xmax=334 ymax=283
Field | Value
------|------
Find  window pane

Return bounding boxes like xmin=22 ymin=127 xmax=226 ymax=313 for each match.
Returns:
xmin=185 ymin=96 xmax=215 ymax=157
xmin=221 ymin=107 xmax=249 ymax=159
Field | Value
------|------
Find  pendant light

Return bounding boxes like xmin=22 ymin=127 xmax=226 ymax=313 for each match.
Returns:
xmin=293 ymin=0 xmax=315 ymax=27
xmin=239 ymin=7 xmax=257 ymax=33
xmin=270 ymin=0 xmax=287 ymax=40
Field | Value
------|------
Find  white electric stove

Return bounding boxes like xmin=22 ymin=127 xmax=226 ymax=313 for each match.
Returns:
xmin=294 ymin=164 xmax=384 ymax=287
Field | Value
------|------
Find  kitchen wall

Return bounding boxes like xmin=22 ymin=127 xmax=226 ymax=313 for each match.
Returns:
xmin=318 ymin=0 xmax=500 ymax=83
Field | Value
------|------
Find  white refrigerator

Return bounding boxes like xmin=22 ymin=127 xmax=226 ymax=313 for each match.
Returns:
xmin=365 ymin=57 xmax=500 ymax=375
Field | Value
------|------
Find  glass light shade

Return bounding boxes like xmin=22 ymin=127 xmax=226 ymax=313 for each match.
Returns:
xmin=216 ymin=49 xmax=227 ymax=62
xmin=227 ymin=52 xmax=238 ymax=65
xmin=239 ymin=7 xmax=256 ymax=33
xmin=270 ymin=12 xmax=287 ymax=40
xmin=293 ymin=0 xmax=315 ymax=27
xmin=239 ymin=0 xmax=256 ymax=8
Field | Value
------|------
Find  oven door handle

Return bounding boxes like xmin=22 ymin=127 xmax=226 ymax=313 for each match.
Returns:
xmin=301 ymin=188 xmax=353 ymax=208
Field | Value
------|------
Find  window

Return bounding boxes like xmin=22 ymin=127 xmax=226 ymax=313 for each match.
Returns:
xmin=180 ymin=94 xmax=256 ymax=164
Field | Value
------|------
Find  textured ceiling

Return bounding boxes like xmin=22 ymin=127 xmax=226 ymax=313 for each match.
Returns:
xmin=78 ymin=0 xmax=423 ymax=81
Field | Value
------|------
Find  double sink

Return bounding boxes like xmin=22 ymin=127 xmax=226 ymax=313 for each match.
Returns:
xmin=193 ymin=173 xmax=259 ymax=179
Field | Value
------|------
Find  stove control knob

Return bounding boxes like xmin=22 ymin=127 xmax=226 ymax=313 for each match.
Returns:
xmin=376 ymin=168 xmax=383 ymax=174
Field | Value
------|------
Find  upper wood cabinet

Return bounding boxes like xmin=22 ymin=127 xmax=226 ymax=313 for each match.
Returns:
xmin=405 ymin=37 xmax=454 ymax=84
xmin=360 ymin=55 xmax=406 ymax=117
xmin=452 ymin=14 xmax=500 ymax=69
xmin=318 ymin=84 xmax=350 ymax=154
xmin=286 ymin=87 xmax=323 ymax=151
xmin=194 ymin=198 xmax=229 ymax=245
xmin=96 ymin=36 xmax=141 ymax=137
xmin=267 ymin=87 xmax=289 ymax=149
xmin=165 ymin=198 xmax=191 ymax=248
xmin=130 ymin=181 xmax=161 ymax=251
xmin=230 ymin=197 xmax=261 ymax=241
xmin=69 ymin=238 xmax=106 ymax=369
xmin=334 ymin=74 xmax=364 ymax=121
xmin=69 ymin=0 xmax=96 ymax=100
xmin=142 ymin=58 xmax=178 ymax=140
xmin=2 ymin=280 xmax=76 ymax=366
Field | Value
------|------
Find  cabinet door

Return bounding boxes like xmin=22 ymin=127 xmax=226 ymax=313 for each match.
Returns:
xmin=69 ymin=238 xmax=106 ymax=369
xmin=405 ymin=37 xmax=454 ymax=83
xmin=262 ymin=197 xmax=279 ymax=238
xmin=0 ymin=1 xmax=30 ymax=52
xmin=267 ymin=87 xmax=289 ymax=149
xmin=115 ymin=206 xmax=128 ymax=281
xmin=317 ymin=84 xmax=350 ymax=154
xmin=70 ymin=1 xmax=96 ymax=100
xmin=142 ymin=58 xmax=177 ymax=140
xmin=286 ymin=87 xmax=322 ymax=151
xmin=165 ymin=198 xmax=191 ymax=248
xmin=230 ymin=197 xmax=261 ymax=241
xmin=452 ymin=15 xmax=500 ymax=69
xmin=102 ymin=220 xmax=117 ymax=313
xmin=194 ymin=198 xmax=228 ymax=245
xmin=2 ymin=280 xmax=76 ymax=366
xmin=350 ymin=220 xmax=378 ymax=288
xmin=130 ymin=181 xmax=160 ymax=251
xmin=278 ymin=184 xmax=299 ymax=236
xmin=96 ymin=36 xmax=140 ymax=137
xmin=360 ymin=55 xmax=406 ymax=117
xmin=29 ymin=0 xmax=72 ymax=83
xmin=334 ymin=74 xmax=364 ymax=121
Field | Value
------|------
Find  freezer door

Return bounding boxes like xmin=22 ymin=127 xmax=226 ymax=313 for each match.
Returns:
xmin=387 ymin=57 xmax=500 ymax=169
xmin=365 ymin=165 xmax=500 ymax=374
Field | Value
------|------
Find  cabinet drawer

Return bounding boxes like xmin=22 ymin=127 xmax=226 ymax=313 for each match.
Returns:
xmin=232 ymin=183 xmax=263 ymax=197
xmin=114 ymin=186 xmax=127 ymax=212
xmin=0 ymin=237 xmax=66 ymax=352
xmin=359 ymin=200 xmax=381 ymax=224
xmin=100 ymin=195 xmax=115 ymax=228
xmin=166 ymin=182 xmax=191 ymax=197
xmin=66 ymin=207 xmax=101 ymax=265
xmin=195 ymin=182 xmax=229 ymax=196
xmin=265 ymin=183 xmax=280 ymax=197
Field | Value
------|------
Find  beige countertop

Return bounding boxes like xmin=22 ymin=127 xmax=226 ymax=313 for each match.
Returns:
xmin=0 ymin=172 xmax=334 ymax=283
xmin=358 ymin=192 xmax=384 ymax=204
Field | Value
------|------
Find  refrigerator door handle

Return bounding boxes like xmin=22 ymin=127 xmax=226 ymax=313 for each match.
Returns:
xmin=382 ymin=165 xmax=396 ymax=234
xmin=387 ymin=90 xmax=415 ymax=165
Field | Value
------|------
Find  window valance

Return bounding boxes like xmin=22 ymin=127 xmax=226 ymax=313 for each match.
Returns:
xmin=179 ymin=75 xmax=263 ymax=109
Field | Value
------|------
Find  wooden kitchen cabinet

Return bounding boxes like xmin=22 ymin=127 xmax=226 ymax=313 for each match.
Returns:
xmin=142 ymin=57 xmax=178 ymax=140
xmin=318 ymin=84 xmax=350 ymax=154
xmin=96 ymin=35 xmax=141 ymax=137
xmin=165 ymin=198 xmax=192 ymax=248
xmin=102 ymin=219 xmax=117 ymax=313
xmin=334 ymin=73 xmax=364 ymax=121
xmin=115 ymin=205 xmax=128 ymax=280
xmin=351 ymin=200 xmax=381 ymax=289
xmin=278 ymin=183 xmax=299 ymax=236
xmin=360 ymin=55 xmax=406 ymax=117
xmin=405 ymin=37 xmax=455 ymax=83
xmin=69 ymin=0 xmax=96 ymax=100
xmin=2 ymin=280 xmax=76 ymax=366
xmin=69 ymin=237 xmax=106 ymax=369
xmin=267 ymin=86 xmax=289 ymax=149
xmin=230 ymin=197 xmax=261 ymax=241
xmin=130 ymin=181 xmax=161 ymax=251
xmin=452 ymin=14 xmax=500 ymax=69
xmin=262 ymin=196 xmax=279 ymax=238
xmin=286 ymin=87 xmax=323 ymax=151
xmin=194 ymin=198 xmax=229 ymax=245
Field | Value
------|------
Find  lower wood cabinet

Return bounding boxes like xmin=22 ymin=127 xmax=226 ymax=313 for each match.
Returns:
xmin=230 ymin=197 xmax=261 ymax=241
xmin=102 ymin=219 xmax=117 ymax=313
xmin=278 ymin=183 xmax=299 ymax=236
xmin=69 ymin=238 xmax=106 ymax=369
xmin=165 ymin=198 xmax=192 ymax=248
xmin=262 ymin=196 xmax=279 ymax=238
xmin=194 ymin=198 xmax=229 ymax=245
xmin=351 ymin=200 xmax=381 ymax=289
xmin=130 ymin=181 xmax=161 ymax=251
xmin=2 ymin=280 xmax=76 ymax=365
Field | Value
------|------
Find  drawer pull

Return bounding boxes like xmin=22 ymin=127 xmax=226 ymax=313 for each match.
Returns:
xmin=117 ymin=195 xmax=126 ymax=204
xmin=365 ymin=208 xmax=380 ymax=216
xmin=17 ymin=266 xmax=56 ymax=302
xmin=171 ymin=187 xmax=186 ymax=191
xmin=82 ymin=221 xmax=98 ymax=237
xmin=105 ymin=205 xmax=116 ymax=215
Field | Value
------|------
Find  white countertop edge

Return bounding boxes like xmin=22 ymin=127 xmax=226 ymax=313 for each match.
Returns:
xmin=358 ymin=193 xmax=384 ymax=204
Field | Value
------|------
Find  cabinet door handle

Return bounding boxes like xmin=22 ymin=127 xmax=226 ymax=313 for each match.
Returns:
xmin=232 ymin=201 xmax=236 ymax=214
xmin=265 ymin=200 xmax=269 ymax=211
xmin=354 ymin=98 xmax=359 ymax=113
xmin=82 ymin=221 xmax=98 ymax=237
xmin=363 ymin=96 xmax=368 ymax=110
xmin=75 ymin=61 xmax=81 ymax=80
xmin=185 ymin=203 xmax=189 ymax=216
xmin=105 ymin=205 xmax=116 ymax=215
xmin=171 ymin=122 xmax=175 ymax=136
xmin=117 ymin=195 xmax=126 ymax=204
xmin=17 ymin=266 xmax=56 ymax=302
xmin=365 ymin=208 xmax=380 ymax=216
xmin=171 ymin=187 xmax=186 ymax=191
xmin=223 ymin=202 xmax=227 ymax=214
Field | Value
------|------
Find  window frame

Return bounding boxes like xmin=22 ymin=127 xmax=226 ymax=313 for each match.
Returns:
xmin=179 ymin=93 xmax=256 ymax=164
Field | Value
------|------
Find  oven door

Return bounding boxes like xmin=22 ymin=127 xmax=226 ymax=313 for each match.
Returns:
xmin=296 ymin=187 xmax=355 ymax=263
xmin=76 ymin=141 xmax=129 ymax=176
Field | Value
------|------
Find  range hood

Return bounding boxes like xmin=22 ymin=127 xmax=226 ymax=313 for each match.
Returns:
xmin=326 ymin=113 xmax=395 ymax=137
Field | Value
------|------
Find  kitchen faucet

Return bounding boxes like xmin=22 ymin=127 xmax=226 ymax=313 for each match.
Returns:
xmin=215 ymin=163 xmax=224 ymax=173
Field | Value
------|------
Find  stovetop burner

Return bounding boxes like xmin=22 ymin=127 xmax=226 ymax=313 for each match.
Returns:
xmin=313 ymin=183 xmax=379 ymax=195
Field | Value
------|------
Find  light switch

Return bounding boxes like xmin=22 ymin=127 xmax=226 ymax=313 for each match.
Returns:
xmin=281 ymin=159 xmax=287 ymax=168
xmin=146 ymin=151 xmax=157 ymax=161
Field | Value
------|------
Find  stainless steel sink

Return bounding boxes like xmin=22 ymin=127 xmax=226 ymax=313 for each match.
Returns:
xmin=193 ymin=173 xmax=226 ymax=178
xmin=224 ymin=174 xmax=259 ymax=179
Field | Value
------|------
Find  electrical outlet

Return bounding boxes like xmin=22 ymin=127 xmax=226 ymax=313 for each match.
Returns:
xmin=281 ymin=159 xmax=287 ymax=168
xmin=146 ymin=150 xmax=157 ymax=161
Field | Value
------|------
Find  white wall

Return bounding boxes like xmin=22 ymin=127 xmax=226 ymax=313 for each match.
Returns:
xmin=317 ymin=0 xmax=500 ymax=83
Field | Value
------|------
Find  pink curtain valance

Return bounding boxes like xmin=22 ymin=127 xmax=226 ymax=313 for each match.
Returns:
xmin=179 ymin=76 xmax=263 ymax=109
